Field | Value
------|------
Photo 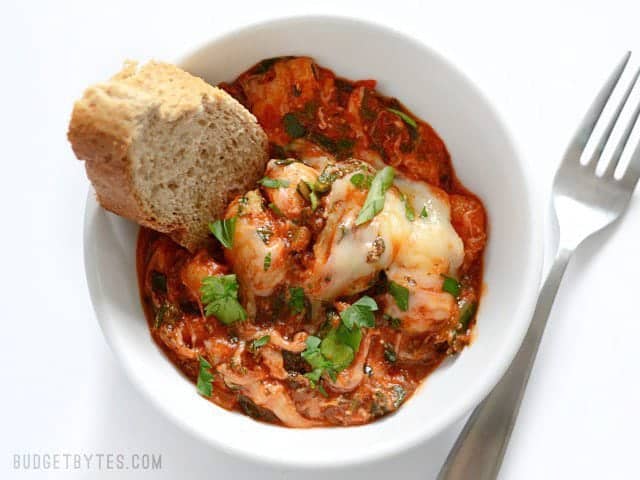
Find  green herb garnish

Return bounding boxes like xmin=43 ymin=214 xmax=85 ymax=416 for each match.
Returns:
xmin=301 ymin=336 xmax=333 ymax=388
xmin=334 ymin=321 xmax=363 ymax=352
xmin=384 ymin=344 xmax=397 ymax=363
xmin=309 ymin=190 xmax=319 ymax=211
xmin=251 ymin=335 xmax=271 ymax=350
xmin=263 ymin=252 xmax=272 ymax=271
xmin=154 ymin=304 xmax=168 ymax=328
xmin=296 ymin=180 xmax=312 ymax=201
xmin=350 ymin=173 xmax=365 ymax=187
xmin=307 ymin=133 xmax=354 ymax=156
xmin=458 ymin=301 xmax=476 ymax=332
xmin=317 ymin=166 xmax=338 ymax=188
xmin=420 ymin=206 xmax=429 ymax=218
xmin=336 ymin=138 xmax=355 ymax=153
xmin=384 ymin=314 xmax=402 ymax=329
xmin=442 ymin=275 xmax=461 ymax=297
xmin=350 ymin=173 xmax=373 ymax=189
xmin=400 ymin=193 xmax=415 ymax=221
xmin=283 ymin=113 xmax=306 ymax=138
xmin=268 ymin=202 xmax=284 ymax=217
xmin=388 ymin=281 xmax=409 ymax=311
xmin=320 ymin=327 xmax=357 ymax=370
xmin=308 ymin=132 xmax=336 ymax=152
xmin=355 ymin=166 xmax=395 ymax=226
xmin=288 ymin=287 xmax=306 ymax=314
xmin=259 ymin=177 xmax=290 ymax=189
xmin=200 ymin=274 xmax=247 ymax=325
xmin=301 ymin=296 xmax=378 ymax=389
xmin=196 ymin=355 xmax=214 ymax=397
xmin=339 ymin=296 xmax=378 ymax=329
xmin=297 ymin=181 xmax=320 ymax=211
xmin=387 ymin=107 xmax=417 ymax=129
xmin=209 ymin=217 xmax=237 ymax=249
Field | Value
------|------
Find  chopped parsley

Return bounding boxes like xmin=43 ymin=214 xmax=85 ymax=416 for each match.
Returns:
xmin=268 ymin=202 xmax=284 ymax=217
xmin=355 ymin=166 xmax=395 ymax=226
xmin=259 ymin=177 xmax=290 ymax=189
xmin=296 ymin=180 xmax=312 ymax=201
xmin=384 ymin=343 xmax=397 ymax=363
xmin=442 ymin=275 xmax=461 ymax=297
xmin=400 ymin=192 xmax=415 ymax=221
xmin=308 ymin=132 xmax=336 ymax=152
xmin=301 ymin=336 xmax=333 ymax=389
xmin=288 ymin=287 xmax=306 ymax=314
xmin=333 ymin=321 xmax=363 ymax=352
xmin=309 ymin=190 xmax=319 ymax=211
xmin=154 ymin=303 xmax=168 ymax=328
xmin=388 ymin=281 xmax=409 ymax=311
xmin=251 ymin=335 xmax=271 ymax=351
xmin=336 ymin=138 xmax=355 ymax=153
xmin=301 ymin=296 xmax=378 ymax=390
xmin=317 ymin=167 xmax=338 ymax=188
xmin=339 ymin=295 xmax=378 ymax=329
xmin=200 ymin=274 xmax=247 ymax=325
xmin=308 ymin=133 xmax=354 ymax=156
xmin=384 ymin=314 xmax=402 ymax=329
xmin=263 ymin=252 xmax=272 ymax=271
xmin=297 ymin=180 xmax=320 ymax=211
xmin=209 ymin=217 xmax=237 ymax=249
xmin=283 ymin=113 xmax=306 ymax=139
xmin=196 ymin=355 xmax=214 ymax=397
xmin=350 ymin=172 xmax=374 ymax=189
xmin=457 ymin=301 xmax=476 ymax=332
xmin=350 ymin=173 xmax=365 ymax=187
xmin=387 ymin=107 xmax=417 ymax=129
xmin=320 ymin=327 xmax=357 ymax=369
xmin=420 ymin=206 xmax=429 ymax=218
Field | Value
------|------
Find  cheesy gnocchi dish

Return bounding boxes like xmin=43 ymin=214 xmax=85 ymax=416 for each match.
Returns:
xmin=137 ymin=57 xmax=487 ymax=427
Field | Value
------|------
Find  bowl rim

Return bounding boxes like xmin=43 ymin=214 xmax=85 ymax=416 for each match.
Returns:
xmin=83 ymin=13 xmax=543 ymax=469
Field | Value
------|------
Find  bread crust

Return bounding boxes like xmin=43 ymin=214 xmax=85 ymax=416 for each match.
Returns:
xmin=69 ymin=107 xmax=148 ymax=225
xmin=68 ymin=61 xmax=268 ymax=250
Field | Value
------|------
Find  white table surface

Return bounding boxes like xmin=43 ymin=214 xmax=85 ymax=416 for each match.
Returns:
xmin=2 ymin=0 xmax=639 ymax=478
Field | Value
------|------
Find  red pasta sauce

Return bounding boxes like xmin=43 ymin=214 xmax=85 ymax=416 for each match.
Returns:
xmin=137 ymin=57 xmax=487 ymax=427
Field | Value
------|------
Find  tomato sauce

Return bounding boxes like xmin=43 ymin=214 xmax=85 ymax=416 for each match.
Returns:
xmin=137 ymin=57 xmax=487 ymax=426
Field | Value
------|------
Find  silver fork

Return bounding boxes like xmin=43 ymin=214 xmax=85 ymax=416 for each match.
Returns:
xmin=438 ymin=52 xmax=640 ymax=480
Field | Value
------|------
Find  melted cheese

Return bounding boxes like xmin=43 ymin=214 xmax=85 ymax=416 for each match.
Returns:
xmin=390 ymin=177 xmax=464 ymax=278
xmin=309 ymin=171 xmax=463 ymax=300
xmin=227 ymin=159 xmax=465 ymax=314
xmin=309 ymin=174 xmax=409 ymax=299
xmin=264 ymin=160 xmax=319 ymax=219
xmin=225 ymin=190 xmax=287 ymax=298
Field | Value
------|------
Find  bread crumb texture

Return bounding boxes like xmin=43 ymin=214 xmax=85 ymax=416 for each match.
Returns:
xmin=68 ymin=61 xmax=268 ymax=250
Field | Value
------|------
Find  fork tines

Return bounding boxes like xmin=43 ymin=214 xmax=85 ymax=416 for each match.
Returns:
xmin=566 ymin=52 xmax=640 ymax=187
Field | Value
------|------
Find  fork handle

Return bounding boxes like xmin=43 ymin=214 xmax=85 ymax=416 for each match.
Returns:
xmin=437 ymin=247 xmax=573 ymax=480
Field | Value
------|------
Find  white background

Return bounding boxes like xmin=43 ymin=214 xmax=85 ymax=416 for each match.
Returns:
xmin=1 ymin=0 xmax=639 ymax=478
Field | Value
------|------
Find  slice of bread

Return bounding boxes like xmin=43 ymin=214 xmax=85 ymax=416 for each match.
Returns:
xmin=68 ymin=60 xmax=268 ymax=250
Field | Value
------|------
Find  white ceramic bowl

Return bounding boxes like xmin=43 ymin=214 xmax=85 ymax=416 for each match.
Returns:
xmin=84 ymin=15 xmax=542 ymax=469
